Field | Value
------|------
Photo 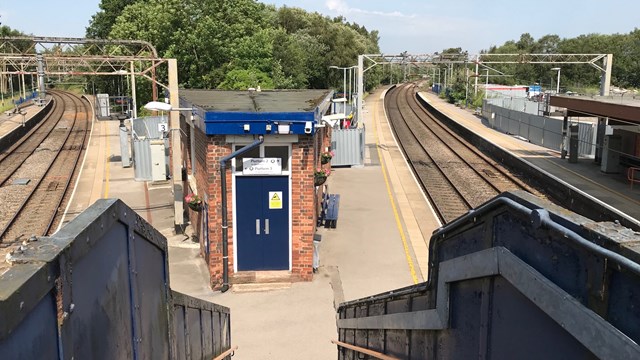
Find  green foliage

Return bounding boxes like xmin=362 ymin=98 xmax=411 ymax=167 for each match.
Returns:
xmin=217 ymin=68 xmax=274 ymax=90
xmin=86 ymin=0 xmax=140 ymax=39
xmin=484 ymin=29 xmax=640 ymax=90
xmin=87 ymin=0 xmax=382 ymax=96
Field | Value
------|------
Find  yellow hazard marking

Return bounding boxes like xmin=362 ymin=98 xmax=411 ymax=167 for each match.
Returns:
xmin=269 ymin=191 xmax=283 ymax=209
xmin=373 ymin=93 xmax=419 ymax=284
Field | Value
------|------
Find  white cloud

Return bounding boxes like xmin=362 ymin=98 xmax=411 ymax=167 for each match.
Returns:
xmin=325 ymin=0 xmax=415 ymax=18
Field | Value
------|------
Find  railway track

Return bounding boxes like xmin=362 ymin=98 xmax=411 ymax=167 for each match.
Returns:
xmin=0 ymin=90 xmax=90 ymax=246
xmin=384 ymin=84 xmax=541 ymax=223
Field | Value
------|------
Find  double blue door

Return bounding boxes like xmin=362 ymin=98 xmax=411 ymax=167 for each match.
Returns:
xmin=236 ymin=176 xmax=289 ymax=271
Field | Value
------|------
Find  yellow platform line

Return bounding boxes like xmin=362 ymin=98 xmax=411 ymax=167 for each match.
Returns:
xmin=372 ymin=95 xmax=419 ymax=285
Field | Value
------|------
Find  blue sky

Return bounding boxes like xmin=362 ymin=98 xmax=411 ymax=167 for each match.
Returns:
xmin=1 ymin=0 xmax=638 ymax=54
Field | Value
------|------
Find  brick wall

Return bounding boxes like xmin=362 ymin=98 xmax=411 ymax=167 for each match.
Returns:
xmin=290 ymin=136 xmax=315 ymax=281
xmin=186 ymin=132 xmax=318 ymax=289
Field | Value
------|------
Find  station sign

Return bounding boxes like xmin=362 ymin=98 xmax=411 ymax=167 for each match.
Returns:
xmin=242 ymin=158 xmax=282 ymax=175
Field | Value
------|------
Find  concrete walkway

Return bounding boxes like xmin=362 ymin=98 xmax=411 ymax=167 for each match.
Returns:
xmin=167 ymin=86 xmax=427 ymax=359
xmin=57 ymin=87 xmax=434 ymax=359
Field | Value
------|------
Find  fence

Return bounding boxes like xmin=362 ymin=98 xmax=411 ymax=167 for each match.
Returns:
xmin=331 ymin=126 xmax=366 ymax=166
xmin=485 ymin=96 xmax=543 ymax=115
xmin=0 ymin=199 xmax=231 ymax=359
xmin=483 ymin=101 xmax=596 ymax=156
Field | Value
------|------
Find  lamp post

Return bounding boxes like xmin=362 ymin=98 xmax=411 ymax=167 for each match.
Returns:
xmin=484 ymin=69 xmax=489 ymax=100
xmin=551 ymin=67 xmax=561 ymax=94
xmin=329 ymin=65 xmax=347 ymax=105
xmin=329 ymin=65 xmax=357 ymax=114
xmin=347 ymin=65 xmax=357 ymax=106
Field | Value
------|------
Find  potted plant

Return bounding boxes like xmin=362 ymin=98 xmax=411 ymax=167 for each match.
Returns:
xmin=185 ymin=193 xmax=203 ymax=212
xmin=314 ymin=167 xmax=331 ymax=186
xmin=320 ymin=150 xmax=334 ymax=164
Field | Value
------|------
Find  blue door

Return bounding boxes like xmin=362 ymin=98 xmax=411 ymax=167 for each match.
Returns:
xmin=236 ymin=176 xmax=289 ymax=271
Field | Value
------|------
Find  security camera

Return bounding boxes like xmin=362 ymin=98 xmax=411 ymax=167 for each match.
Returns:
xmin=304 ymin=121 xmax=313 ymax=134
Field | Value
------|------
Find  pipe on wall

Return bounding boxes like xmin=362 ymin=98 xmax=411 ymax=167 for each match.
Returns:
xmin=218 ymin=135 xmax=264 ymax=292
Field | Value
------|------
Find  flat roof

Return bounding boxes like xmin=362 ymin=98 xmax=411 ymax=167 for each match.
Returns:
xmin=179 ymin=89 xmax=332 ymax=112
xmin=550 ymin=95 xmax=640 ymax=124
xmin=179 ymin=89 xmax=334 ymax=135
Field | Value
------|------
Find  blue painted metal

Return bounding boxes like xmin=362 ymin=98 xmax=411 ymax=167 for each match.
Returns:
xmin=236 ymin=176 xmax=289 ymax=271
xmin=336 ymin=191 xmax=640 ymax=359
xmin=204 ymin=111 xmax=315 ymax=135
xmin=0 ymin=199 xmax=231 ymax=360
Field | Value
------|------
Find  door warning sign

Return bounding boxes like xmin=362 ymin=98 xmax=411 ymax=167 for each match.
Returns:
xmin=269 ymin=191 xmax=283 ymax=209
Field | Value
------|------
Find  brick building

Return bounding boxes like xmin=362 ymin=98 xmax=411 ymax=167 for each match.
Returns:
xmin=178 ymin=89 xmax=333 ymax=290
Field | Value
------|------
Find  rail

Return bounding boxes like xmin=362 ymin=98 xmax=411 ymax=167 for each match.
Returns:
xmin=332 ymin=340 xmax=399 ymax=360
xmin=212 ymin=345 xmax=238 ymax=360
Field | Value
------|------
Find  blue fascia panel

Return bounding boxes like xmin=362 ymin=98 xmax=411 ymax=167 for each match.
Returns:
xmin=203 ymin=111 xmax=316 ymax=135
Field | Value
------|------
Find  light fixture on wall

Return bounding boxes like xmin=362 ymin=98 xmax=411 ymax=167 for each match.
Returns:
xmin=277 ymin=123 xmax=290 ymax=134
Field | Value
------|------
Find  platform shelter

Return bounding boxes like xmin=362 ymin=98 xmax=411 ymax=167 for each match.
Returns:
xmin=178 ymin=89 xmax=334 ymax=290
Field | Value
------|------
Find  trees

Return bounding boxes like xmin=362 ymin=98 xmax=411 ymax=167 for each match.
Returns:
xmin=87 ymin=0 xmax=381 ymax=93
xmin=484 ymin=30 xmax=640 ymax=91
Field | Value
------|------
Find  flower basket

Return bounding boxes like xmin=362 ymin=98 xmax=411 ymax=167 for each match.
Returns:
xmin=320 ymin=151 xmax=334 ymax=164
xmin=314 ymin=167 xmax=331 ymax=186
xmin=188 ymin=202 xmax=203 ymax=212
xmin=185 ymin=193 xmax=203 ymax=212
xmin=314 ymin=174 xmax=327 ymax=186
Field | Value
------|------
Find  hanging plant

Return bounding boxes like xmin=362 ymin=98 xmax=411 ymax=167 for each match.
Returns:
xmin=185 ymin=193 xmax=203 ymax=212
xmin=314 ymin=167 xmax=331 ymax=186
xmin=320 ymin=150 xmax=334 ymax=164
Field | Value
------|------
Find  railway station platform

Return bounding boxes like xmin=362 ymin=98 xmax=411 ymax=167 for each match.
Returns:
xmin=417 ymin=91 xmax=640 ymax=224
xmin=36 ymin=87 xmax=427 ymax=359
xmin=0 ymin=96 xmax=51 ymax=147
xmin=11 ymin=86 xmax=640 ymax=358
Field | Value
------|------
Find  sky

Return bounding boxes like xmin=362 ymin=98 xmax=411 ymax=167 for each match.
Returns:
xmin=1 ymin=0 xmax=638 ymax=55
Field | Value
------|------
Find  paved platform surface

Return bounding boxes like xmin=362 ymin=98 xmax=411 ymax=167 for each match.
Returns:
xmin=0 ymin=97 xmax=50 ymax=140
xmin=57 ymin=88 xmax=427 ymax=359
xmin=21 ymin=87 xmax=640 ymax=359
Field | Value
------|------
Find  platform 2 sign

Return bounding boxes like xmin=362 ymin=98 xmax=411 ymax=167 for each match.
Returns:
xmin=242 ymin=158 xmax=282 ymax=175
xmin=269 ymin=191 xmax=283 ymax=209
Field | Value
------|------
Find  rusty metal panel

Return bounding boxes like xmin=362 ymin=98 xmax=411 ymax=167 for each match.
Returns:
xmin=201 ymin=310 xmax=214 ymax=358
xmin=171 ymin=291 xmax=231 ymax=360
xmin=488 ymin=277 xmax=593 ymax=359
xmin=68 ymin=223 xmax=135 ymax=359
xmin=133 ymin=233 xmax=171 ymax=359
xmin=187 ymin=307 xmax=203 ymax=359
xmin=173 ymin=306 xmax=187 ymax=360
xmin=337 ymin=191 xmax=640 ymax=359
xmin=0 ymin=199 xmax=230 ymax=360
xmin=0 ymin=291 xmax=58 ymax=359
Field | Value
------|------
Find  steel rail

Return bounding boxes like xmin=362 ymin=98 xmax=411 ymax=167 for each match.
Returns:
xmin=385 ymin=84 xmax=470 ymax=223
xmin=0 ymin=92 xmax=86 ymax=241
xmin=0 ymin=98 xmax=63 ymax=186
xmin=405 ymin=85 xmax=534 ymax=195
